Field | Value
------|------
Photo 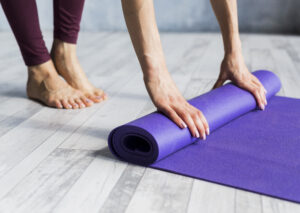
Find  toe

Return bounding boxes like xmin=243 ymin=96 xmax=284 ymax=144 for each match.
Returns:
xmin=103 ymin=93 xmax=108 ymax=100
xmin=89 ymin=95 xmax=103 ymax=103
xmin=55 ymin=100 xmax=63 ymax=109
xmin=81 ymin=97 xmax=93 ymax=107
xmin=75 ymin=98 xmax=86 ymax=108
xmin=62 ymin=100 xmax=72 ymax=109
xmin=47 ymin=99 xmax=63 ymax=109
xmin=91 ymin=90 xmax=106 ymax=103
xmin=69 ymin=99 xmax=79 ymax=109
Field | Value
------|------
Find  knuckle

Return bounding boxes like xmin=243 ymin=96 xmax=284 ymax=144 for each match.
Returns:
xmin=191 ymin=112 xmax=199 ymax=120
xmin=254 ymin=88 xmax=260 ymax=94
xmin=182 ymin=114 xmax=190 ymax=121
xmin=197 ymin=110 xmax=203 ymax=117
xmin=159 ymin=104 xmax=169 ymax=111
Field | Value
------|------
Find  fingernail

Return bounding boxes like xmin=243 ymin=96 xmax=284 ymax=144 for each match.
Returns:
xmin=86 ymin=99 xmax=92 ymax=103
xmin=265 ymin=99 xmax=268 ymax=105
xmin=206 ymin=128 xmax=210 ymax=135
xmin=68 ymin=104 xmax=72 ymax=108
xmin=80 ymin=104 xmax=85 ymax=108
xmin=195 ymin=130 xmax=200 ymax=138
xmin=181 ymin=121 xmax=187 ymax=128
xmin=96 ymin=96 xmax=103 ymax=100
xmin=202 ymin=133 xmax=206 ymax=140
xmin=260 ymin=104 xmax=265 ymax=110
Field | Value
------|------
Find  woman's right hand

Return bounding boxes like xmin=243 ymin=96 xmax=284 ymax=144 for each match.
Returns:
xmin=144 ymin=70 xmax=209 ymax=140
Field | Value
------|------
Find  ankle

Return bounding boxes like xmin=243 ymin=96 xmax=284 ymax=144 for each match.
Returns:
xmin=28 ymin=60 xmax=57 ymax=81
xmin=51 ymin=39 xmax=77 ymax=60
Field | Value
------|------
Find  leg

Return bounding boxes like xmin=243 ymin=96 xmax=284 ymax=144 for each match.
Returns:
xmin=0 ymin=0 xmax=50 ymax=66
xmin=51 ymin=0 xmax=106 ymax=103
xmin=0 ymin=0 xmax=92 ymax=109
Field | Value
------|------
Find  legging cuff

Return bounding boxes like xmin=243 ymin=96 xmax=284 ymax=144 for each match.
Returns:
xmin=54 ymin=32 xmax=78 ymax=44
xmin=23 ymin=54 xmax=51 ymax=66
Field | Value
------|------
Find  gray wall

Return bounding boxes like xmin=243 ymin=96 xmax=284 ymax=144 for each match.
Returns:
xmin=0 ymin=0 xmax=299 ymax=34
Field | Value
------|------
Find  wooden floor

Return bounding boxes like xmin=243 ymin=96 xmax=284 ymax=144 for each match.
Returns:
xmin=0 ymin=32 xmax=300 ymax=213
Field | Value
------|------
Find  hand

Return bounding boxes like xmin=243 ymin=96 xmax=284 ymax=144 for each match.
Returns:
xmin=213 ymin=52 xmax=267 ymax=110
xmin=144 ymin=70 xmax=209 ymax=140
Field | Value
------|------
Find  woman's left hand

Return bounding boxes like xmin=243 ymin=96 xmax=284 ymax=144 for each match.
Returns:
xmin=213 ymin=52 xmax=267 ymax=110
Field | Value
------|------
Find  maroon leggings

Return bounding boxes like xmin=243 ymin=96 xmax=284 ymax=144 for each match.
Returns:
xmin=0 ymin=0 xmax=85 ymax=66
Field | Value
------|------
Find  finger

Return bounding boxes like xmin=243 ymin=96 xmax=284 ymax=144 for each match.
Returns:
xmin=251 ymin=86 xmax=265 ymax=110
xmin=259 ymin=86 xmax=267 ymax=106
xmin=178 ymin=111 xmax=199 ymax=138
xmin=192 ymin=112 xmax=206 ymax=140
xmin=213 ymin=77 xmax=226 ymax=89
xmin=62 ymin=100 xmax=72 ymax=109
xmin=75 ymin=98 xmax=86 ymax=108
xmin=256 ymin=82 xmax=267 ymax=106
xmin=251 ymin=75 xmax=267 ymax=101
xmin=197 ymin=109 xmax=210 ymax=135
xmin=239 ymin=77 xmax=265 ymax=110
xmin=159 ymin=106 xmax=187 ymax=129
xmin=252 ymin=79 xmax=267 ymax=106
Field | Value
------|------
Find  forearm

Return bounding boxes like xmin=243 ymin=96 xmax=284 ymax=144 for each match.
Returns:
xmin=121 ymin=0 xmax=167 ymax=80
xmin=210 ymin=0 xmax=241 ymax=54
xmin=211 ymin=0 xmax=267 ymax=109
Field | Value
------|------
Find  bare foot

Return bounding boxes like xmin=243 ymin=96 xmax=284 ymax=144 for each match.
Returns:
xmin=51 ymin=39 xmax=107 ymax=103
xmin=27 ymin=60 xmax=93 ymax=109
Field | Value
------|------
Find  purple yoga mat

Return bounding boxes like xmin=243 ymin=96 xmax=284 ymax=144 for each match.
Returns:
xmin=108 ymin=70 xmax=300 ymax=202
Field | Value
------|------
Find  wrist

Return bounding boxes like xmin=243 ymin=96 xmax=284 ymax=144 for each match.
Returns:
xmin=139 ymin=54 xmax=168 ymax=81
xmin=224 ymin=35 xmax=242 ymax=55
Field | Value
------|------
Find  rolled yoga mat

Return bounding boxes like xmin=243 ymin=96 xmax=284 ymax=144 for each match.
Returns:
xmin=108 ymin=70 xmax=300 ymax=203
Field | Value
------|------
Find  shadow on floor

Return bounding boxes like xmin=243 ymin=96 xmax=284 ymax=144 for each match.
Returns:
xmin=92 ymin=147 xmax=116 ymax=161
xmin=0 ymin=89 xmax=27 ymax=99
xmin=0 ymin=82 xmax=27 ymax=99
xmin=0 ymin=111 xmax=111 ymax=141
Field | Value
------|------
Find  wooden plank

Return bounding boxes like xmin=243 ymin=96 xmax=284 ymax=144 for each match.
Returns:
xmin=125 ymin=169 xmax=193 ymax=213
xmin=0 ymin=149 xmax=93 ymax=213
xmin=53 ymin=155 xmax=128 ymax=213
xmin=98 ymin=164 xmax=145 ymax=213
xmin=187 ymin=180 xmax=235 ymax=213
xmin=235 ymin=190 xmax=262 ymax=213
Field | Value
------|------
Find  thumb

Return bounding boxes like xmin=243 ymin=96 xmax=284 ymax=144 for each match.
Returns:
xmin=213 ymin=76 xmax=226 ymax=89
